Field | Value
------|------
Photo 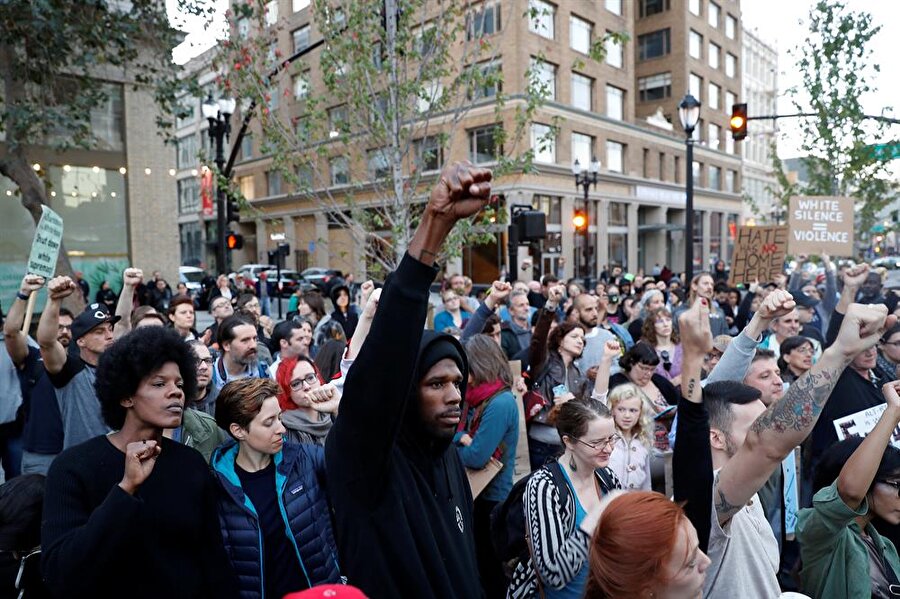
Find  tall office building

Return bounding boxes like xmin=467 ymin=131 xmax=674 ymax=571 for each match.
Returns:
xmin=741 ymin=28 xmax=778 ymax=223
xmin=197 ymin=0 xmax=745 ymax=282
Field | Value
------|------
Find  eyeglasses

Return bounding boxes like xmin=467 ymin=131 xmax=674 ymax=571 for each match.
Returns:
xmin=879 ymin=480 xmax=900 ymax=497
xmin=791 ymin=346 xmax=815 ymax=355
xmin=197 ymin=358 xmax=214 ymax=366
xmin=289 ymin=373 xmax=319 ymax=390
xmin=883 ymin=341 xmax=900 ymax=348
xmin=574 ymin=434 xmax=620 ymax=450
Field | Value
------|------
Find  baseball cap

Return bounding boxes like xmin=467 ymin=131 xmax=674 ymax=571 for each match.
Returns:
xmin=712 ymin=335 xmax=732 ymax=354
xmin=71 ymin=303 xmax=121 ymax=340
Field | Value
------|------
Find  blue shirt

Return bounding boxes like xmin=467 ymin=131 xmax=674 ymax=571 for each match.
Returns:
xmin=454 ymin=388 xmax=519 ymax=502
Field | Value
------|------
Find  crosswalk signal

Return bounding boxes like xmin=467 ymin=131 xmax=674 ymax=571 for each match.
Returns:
xmin=573 ymin=210 xmax=588 ymax=233
xmin=226 ymin=195 xmax=241 ymax=224
xmin=225 ymin=232 xmax=244 ymax=251
xmin=730 ymin=103 xmax=748 ymax=141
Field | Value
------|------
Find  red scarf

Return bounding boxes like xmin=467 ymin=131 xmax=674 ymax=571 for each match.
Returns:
xmin=457 ymin=380 xmax=507 ymax=435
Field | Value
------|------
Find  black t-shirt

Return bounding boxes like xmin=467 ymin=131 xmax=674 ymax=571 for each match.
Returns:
xmin=20 ymin=347 xmax=64 ymax=454
xmin=235 ymin=461 xmax=308 ymax=598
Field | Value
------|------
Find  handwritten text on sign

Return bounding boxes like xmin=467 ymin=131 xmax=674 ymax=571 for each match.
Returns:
xmin=730 ymin=225 xmax=788 ymax=284
xmin=27 ymin=205 xmax=64 ymax=280
xmin=788 ymin=196 xmax=855 ymax=256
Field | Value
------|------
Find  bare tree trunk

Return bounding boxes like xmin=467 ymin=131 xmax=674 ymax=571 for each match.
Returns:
xmin=0 ymin=148 xmax=83 ymax=312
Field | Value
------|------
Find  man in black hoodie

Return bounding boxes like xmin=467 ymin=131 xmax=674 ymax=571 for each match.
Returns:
xmin=325 ymin=161 xmax=491 ymax=598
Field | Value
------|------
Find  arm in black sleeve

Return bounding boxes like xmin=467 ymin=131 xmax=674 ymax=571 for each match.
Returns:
xmin=527 ymin=307 xmax=555 ymax=380
xmin=200 ymin=473 xmax=240 ymax=598
xmin=825 ymin=309 xmax=844 ymax=349
xmin=672 ymin=396 xmax=712 ymax=553
xmin=461 ymin=301 xmax=493 ymax=343
xmin=735 ymin=290 xmax=756 ymax=331
xmin=325 ymin=254 xmax=436 ymax=493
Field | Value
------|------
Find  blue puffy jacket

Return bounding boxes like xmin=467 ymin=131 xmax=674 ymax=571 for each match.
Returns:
xmin=211 ymin=439 xmax=341 ymax=598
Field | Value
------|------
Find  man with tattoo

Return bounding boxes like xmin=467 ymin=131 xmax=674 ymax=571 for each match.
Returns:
xmin=682 ymin=292 xmax=894 ymax=597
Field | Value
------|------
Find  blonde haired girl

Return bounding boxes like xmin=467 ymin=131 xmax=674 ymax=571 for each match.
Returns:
xmin=607 ymin=383 xmax=654 ymax=490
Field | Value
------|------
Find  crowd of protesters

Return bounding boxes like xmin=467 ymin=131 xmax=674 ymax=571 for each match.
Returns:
xmin=2 ymin=161 xmax=900 ymax=599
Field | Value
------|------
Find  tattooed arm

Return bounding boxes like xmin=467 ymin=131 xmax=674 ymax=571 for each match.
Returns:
xmin=713 ymin=302 xmax=894 ymax=526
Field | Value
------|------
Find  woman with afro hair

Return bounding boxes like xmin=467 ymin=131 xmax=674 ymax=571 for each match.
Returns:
xmin=41 ymin=326 xmax=237 ymax=599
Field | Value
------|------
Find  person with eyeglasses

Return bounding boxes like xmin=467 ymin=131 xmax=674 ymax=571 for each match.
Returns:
xmin=507 ymin=399 xmax=621 ymax=599
xmin=778 ymin=336 xmax=815 ymax=384
xmin=190 ymin=340 xmax=220 ymax=415
xmin=797 ymin=381 xmax=900 ymax=598
xmin=274 ymin=356 xmax=340 ymax=447
xmin=212 ymin=378 xmax=342 ymax=597
xmin=877 ymin=323 xmax=900 ymax=383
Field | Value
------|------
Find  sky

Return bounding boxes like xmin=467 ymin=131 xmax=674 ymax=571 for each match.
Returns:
xmin=741 ymin=0 xmax=900 ymax=159
xmin=167 ymin=0 xmax=900 ymax=160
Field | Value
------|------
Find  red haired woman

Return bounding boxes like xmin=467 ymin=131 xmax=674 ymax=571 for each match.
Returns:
xmin=275 ymin=356 xmax=341 ymax=446
xmin=586 ymin=491 xmax=710 ymax=599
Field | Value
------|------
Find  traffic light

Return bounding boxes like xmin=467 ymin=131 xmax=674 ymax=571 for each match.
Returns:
xmin=572 ymin=210 xmax=588 ymax=233
xmin=225 ymin=232 xmax=244 ymax=250
xmin=226 ymin=194 xmax=240 ymax=224
xmin=730 ymin=103 xmax=748 ymax=141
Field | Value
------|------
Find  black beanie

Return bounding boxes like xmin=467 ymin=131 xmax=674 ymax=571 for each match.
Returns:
xmin=417 ymin=332 xmax=467 ymax=380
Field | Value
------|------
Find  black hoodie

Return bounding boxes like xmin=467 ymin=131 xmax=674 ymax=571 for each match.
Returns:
xmin=325 ymin=254 xmax=482 ymax=599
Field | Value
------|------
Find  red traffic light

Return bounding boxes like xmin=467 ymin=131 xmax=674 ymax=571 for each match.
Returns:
xmin=226 ymin=232 xmax=244 ymax=250
xmin=572 ymin=211 xmax=588 ymax=232
xmin=730 ymin=103 xmax=748 ymax=141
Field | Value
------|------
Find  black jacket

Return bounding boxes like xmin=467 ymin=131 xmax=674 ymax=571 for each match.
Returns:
xmin=325 ymin=254 xmax=481 ymax=599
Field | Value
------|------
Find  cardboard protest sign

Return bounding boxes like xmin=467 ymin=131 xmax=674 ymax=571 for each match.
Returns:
xmin=788 ymin=196 xmax=855 ymax=256
xmin=833 ymin=403 xmax=900 ymax=449
xmin=27 ymin=205 xmax=64 ymax=279
xmin=729 ymin=225 xmax=788 ymax=284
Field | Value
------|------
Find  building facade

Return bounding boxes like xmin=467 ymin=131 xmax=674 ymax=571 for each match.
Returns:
xmin=741 ymin=28 xmax=778 ymax=223
xmin=214 ymin=0 xmax=745 ymax=283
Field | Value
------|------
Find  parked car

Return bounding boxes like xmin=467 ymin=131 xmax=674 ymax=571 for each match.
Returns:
xmin=263 ymin=269 xmax=313 ymax=297
xmin=178 ymin=266 xmax=206 ymax=300
xmin=300 ymin=267 xmax=343 ymax=293
xmin=873 ymin=256 xmax=900 ymax=270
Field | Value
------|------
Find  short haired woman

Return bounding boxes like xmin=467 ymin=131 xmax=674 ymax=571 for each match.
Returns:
xmin=41 ymin=326 xmax=235 ymax=598
xmin=168 ymin=294 xmax=199 ymax=340
xmin=275 ymin=355 xmax=340 ymax=446
xmin=778 ymin=335 xmax=814 ymax=384
xmin=585 ymin=491 xmax=711 ymax=598
xmin=507 ymin=400 xmax=622 ymax=599
xmin=212 ymin=378 xmax=341 ymax=598
xmin=456 ymin=334 xmax=520 ymax=597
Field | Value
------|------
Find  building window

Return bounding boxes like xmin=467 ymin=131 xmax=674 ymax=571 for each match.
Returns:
xmin=417 ymin=80 xmax=443 ymax=113
xmin=689 ymin=0 xmax=701 ymax=16
xmin=726 ymin=14 xmax=737 ymax=39
xmin=709 ymin=42 xmax=720 ymax=69
xmin=709 ymin=166 xmax=721 ymax=190
xmin=725 ymin=170 xmax=736 ymax=192
xmin=367 ymin=149 xmax=390 ymax=180
xmin=692 ymin=161 xmax=702 ymax=184
xmin=725 ymin=135 xmax=734 ymax=155
xmin=293 ymin=0 xmax=310 ymax=11
xmin=468 ymin=60 xmax=502 ymax=100
xmin=708 ymin=2 xmax=720 ymax=28
xmin=528 ymin=0 xmax=555 ymax=39
xmin=267 ymin=170 xmax=282 ymax=196
xmin=292 ymin=74 xmax=309 ymax=99
xmin=571 ymin=72 xmax=593 ymax=111
xmin=241 ymin=134 xmax=253 ymax=159
xmin=531 ymin=123 xmax=556 ymax=163
xmin=238 ymin=175 xmax=255 ymax=200
xmin=725 ymin=90 xmax=736 ymax=112
xmin=177 ymin=178 xmax=200 ymax=214
xmin=726 ymin=53 xmax=737 ymax=77
xmin=467 ymin=2 xmax=501 ymax=39
xmin=639 ymin=0 xmax=669 ymax=18
xmin=606 ymin=85 xmax=625 ymax=120
xmin=606 ymin=141 xmax=625 ymax=173
xmin=415 ymin=136 xmax=443 ymax=172
xmin=638 ymin=72 xmax=672 ymax=101
xmin=708 ymin=123 xmax=721 ymax=150
xmin=295 ymin=164 xmax=314 ymax=189
xmin=638 ymin=28 xmax=670 ymax=61
xmin=689 ymin=73 xmax=702 ymax=101
xmin=605 ymin=33 xmax=624 ymax=68
xmin=605 ymin=0 xmax=622 ymax=15
xmin=569 ymin=15 xmax=592 ymax=54
xmin=237 ymin=18 xmax=249 ymax=39
xmin=689 ymin=30 xmax=703 ymax=59
xmin=264 ymin=1 xmax=278 ymax=26
xmin=330 ymin=156 xmax=350 ymax=186
xmin=328 ymin=105 xmax=348 ymax=136
xmin=708 ymin=83 xmax=720 ymax=109
xmin=469 ymin=125 xmax=500 ymax=164
xmin=530 ymin=58 xmax=556 ymax=101
xmin=292 ymin=26 xmax=310 ymax=53
xmin=658 ymin=152 xmax=666 ymax=181
xmin=571 ymin=133 xmax=593 ymax=168
xmin=176 ymin=135 xmax=198 ymax=169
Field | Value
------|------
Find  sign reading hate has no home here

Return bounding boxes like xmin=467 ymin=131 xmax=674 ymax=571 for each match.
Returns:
xmin=788 ymin=196 xmax=855 ymax=256
xmin=730 ymin=225 xmax=788 ymax=284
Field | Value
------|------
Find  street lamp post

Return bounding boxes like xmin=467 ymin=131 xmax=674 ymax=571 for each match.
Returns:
xmin=202 ymin=95 xmax=237 ymax=276
xmin=572 ymin=157 xmax=600 ymax=282
xmin=678 ymin=94 xmax=701 ymax=285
